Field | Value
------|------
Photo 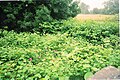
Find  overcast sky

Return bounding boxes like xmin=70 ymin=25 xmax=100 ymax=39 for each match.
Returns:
xmin=80 ymin=0 xmax=109 ymax=10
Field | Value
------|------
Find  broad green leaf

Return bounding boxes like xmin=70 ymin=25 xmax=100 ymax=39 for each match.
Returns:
xmin=118 ymin=66 xmax=120 ymax=69
xmin=59 ymin=76 xmax=69 ymax=80
xmin=84 ymin=72 xmax=93 ymax=80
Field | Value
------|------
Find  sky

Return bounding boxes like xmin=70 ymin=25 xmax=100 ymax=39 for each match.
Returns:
xmin=80 ymin=0 xmax=109 ymax=10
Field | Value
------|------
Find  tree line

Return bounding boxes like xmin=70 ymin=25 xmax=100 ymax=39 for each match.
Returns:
xmin=80 ymin=0 xmax=119 ymax=14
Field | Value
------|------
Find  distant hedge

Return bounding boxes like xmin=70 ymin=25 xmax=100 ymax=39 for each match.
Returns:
xmin=0 ymin=0 xmax=80 ymax=32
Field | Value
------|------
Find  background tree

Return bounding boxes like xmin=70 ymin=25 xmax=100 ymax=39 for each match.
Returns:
xmin=91 ymin=0 xmax=119 ymax=14
xmin=92 ymin=8 xmax=99 ymax=14
xmin=80 ymin=2 xmax=90 ymax=14
xmin=103 ymin=0 xmax=119 ymax=14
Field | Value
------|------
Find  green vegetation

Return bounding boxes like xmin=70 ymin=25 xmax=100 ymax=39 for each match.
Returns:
xmin=0 ymin=0 xmax=119 ymax=80
xmin=0 ymin=0 xmax=80 ymax=32
xmin=0 ymin=19 xmax=119 ymax=80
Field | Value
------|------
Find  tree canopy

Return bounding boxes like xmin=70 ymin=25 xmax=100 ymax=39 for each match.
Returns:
xmin=80 ymin=2 xmax=90 ymax=14
xmin=0 ymin=0 xmax=80 ymax=32
xmin=103 ymin=0 xmax=119 ymax=14
xmin=91 ymin=0 xmax=119 ymax=14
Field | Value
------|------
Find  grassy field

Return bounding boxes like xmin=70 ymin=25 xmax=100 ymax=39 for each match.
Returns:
xmin=0 ymin=15 xmax=119 ymax=80
xmin=75 ymin=14 xmax=115 ymax=21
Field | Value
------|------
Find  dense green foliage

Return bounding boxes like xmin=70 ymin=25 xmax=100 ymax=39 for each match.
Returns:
xmin=0 ymin=19 xmax=119 ymax=80
xmin=0 ymin=1 xmax=80 ymax=32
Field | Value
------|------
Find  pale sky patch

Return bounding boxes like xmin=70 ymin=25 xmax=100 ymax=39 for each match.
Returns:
xmin=80 ymin=0 xmax=109 ymax=10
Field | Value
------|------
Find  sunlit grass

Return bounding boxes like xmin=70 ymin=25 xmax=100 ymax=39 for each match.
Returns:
xmin=75 ymin=14 xmax=115 ymax=21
